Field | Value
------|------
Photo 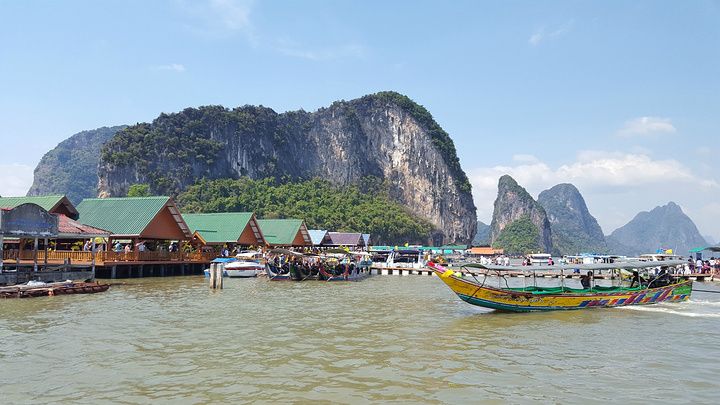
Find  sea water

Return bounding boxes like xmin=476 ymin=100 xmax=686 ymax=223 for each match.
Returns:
xmin=1 ymin=276 xmax=719 ymax=404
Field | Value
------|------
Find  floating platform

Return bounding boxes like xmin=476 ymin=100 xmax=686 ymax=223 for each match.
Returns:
xmin=0 ymin=281 xmax=110 ymax=299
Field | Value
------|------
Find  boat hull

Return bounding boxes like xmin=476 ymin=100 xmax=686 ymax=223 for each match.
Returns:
xmin=428 ymin=263 xmax=692 ymax=312
xmin=225 ymin=269 xmax=259 ymax=278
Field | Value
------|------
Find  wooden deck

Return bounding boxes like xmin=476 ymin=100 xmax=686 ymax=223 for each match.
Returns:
xmin=1 ymin=250 xmax=215 ymax=280
xmin=2 ymin=250 xmax=216 ymax=266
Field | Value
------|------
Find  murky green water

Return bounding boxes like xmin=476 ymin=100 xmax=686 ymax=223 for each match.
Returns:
xmin=2 ymin=276 xmax=720 ymax=404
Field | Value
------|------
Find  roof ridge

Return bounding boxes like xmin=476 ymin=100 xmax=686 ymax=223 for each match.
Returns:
xmin=82 ymin=196 xmax=170 ymax=201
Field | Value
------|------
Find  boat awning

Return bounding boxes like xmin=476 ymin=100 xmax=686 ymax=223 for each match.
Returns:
xmin=690 ymin=246 xmax=720 ymax=253
xmin=211 ymin=258 xmax=236 ymax=263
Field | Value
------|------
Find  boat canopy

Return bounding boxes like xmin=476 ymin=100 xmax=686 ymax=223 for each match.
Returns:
xmin=458 ymin=260 xmax=686 ymax=272
xmin=211 ymin=258 xmax=237 ymax=263
xmin=689 ymin=246 xmax=720 ymax=253
xmin=268 ymin=248 xmax=303 ymax=256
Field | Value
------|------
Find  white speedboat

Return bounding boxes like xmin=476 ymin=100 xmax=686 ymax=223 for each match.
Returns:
xmin=224 ymin=260 xmax=264 ymax=278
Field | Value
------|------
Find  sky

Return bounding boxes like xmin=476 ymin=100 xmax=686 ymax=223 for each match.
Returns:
xmin=0 ymin=0 xmax=718 ymax=240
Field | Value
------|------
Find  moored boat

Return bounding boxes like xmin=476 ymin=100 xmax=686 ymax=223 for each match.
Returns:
xmin=224 ymin=261 xmax=264 ymax=278
xmin=427 ymin=261 xmax=692 ymax=312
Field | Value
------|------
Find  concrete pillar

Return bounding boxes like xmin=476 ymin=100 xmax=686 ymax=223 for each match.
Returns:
xmin=33 ymin=238 xmax=39 ymax=272
xmin=0 ymin=234 xmax=4 ymax=273
xmin=111 ymin=265 xmax=117 ymax=279
xmin=139 ymin=264 xmax=144 ymax=278
xmin=91 ymin=239 xmax=96 ymax=280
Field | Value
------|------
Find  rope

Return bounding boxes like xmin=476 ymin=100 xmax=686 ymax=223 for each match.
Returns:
xmin=693 ymin=289 xmax=720 ymax=294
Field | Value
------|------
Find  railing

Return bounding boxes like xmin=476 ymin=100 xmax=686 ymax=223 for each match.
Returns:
xmin=2 ymin=250 xmax=19 ymax=261
xmin=15 ymin=250 xmax=216 ymax=264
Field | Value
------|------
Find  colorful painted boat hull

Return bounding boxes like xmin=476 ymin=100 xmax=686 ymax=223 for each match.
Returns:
xmin=428 ymin=263 xmax=692 ymax=312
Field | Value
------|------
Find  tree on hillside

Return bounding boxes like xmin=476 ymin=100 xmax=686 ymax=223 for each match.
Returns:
xmin=127 ymin=183 xmax=151 ymax=197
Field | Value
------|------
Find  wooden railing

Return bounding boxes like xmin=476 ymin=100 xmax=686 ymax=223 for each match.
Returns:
xmin=3 ymin=250 xmax=19 ymax=261
xmin=16 ymin=250 xmax=216 ymax=264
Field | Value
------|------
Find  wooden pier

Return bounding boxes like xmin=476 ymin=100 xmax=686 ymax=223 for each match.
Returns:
xmin=1 ymin=250 xmax=214 ymax=281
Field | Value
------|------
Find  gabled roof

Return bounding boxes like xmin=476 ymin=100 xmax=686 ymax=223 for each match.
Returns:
xmin=327 ymin=232 xmax=364 ymax=246
xmin=76 ymin=196 xmax=192 ymax=239
xmin=183 ymin=212 xmax=265 ymax=245
xmin=0 ymin=195 xmax=78 ymax=219
xmin=57 ymin=215 xmax=110 ymax=238
xmin=308 ymin=229 xmax=329 ymax=245
xmin=257 ymin=219 xmax=311 ymax=246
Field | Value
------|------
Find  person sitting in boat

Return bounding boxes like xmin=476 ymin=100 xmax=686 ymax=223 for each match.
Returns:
xmin=629 ymin=271 xmax=647 ymax=288
xmin=649 ymin=268 xmax=671 ymax=288
xmin=580 ymin=271 xmax=593 ymax=289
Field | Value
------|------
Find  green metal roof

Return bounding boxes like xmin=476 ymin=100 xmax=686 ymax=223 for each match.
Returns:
xmin=77 ymin=196 xmax=172 ymax=236
xmin=183 ymin=212 xmax=254 ymax=244
xmin=0 ymin=195 xmax=68 ymax=212
xmin=257 ymin=219 xmax=307 ymax=245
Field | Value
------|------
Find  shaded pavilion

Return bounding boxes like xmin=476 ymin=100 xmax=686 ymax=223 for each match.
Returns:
xmin=76 ymin=197 xmax=192 ymax=256
xmin=327 ymin=232 xmax=366 ymax=248
xmin=256 ymin=219 xmax=312 ymax=247
xmin=182 ymin=212 xmax=266 ymax=249
xmin=1 ymin=203 xmax=109 ymax=283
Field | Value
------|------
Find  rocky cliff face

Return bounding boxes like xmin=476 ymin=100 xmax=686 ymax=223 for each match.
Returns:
xmin=489 ymin=175 xmax=553 ymax=253
xmin=27 ymin=126 xmax=126 ymax=204
xmin=538 ymin=183 xmax=607 ymax=255
xmin=606 ymin=202 xmax=708 ymax=256
xmin=97 ymin=92 xmax=477 ymax=244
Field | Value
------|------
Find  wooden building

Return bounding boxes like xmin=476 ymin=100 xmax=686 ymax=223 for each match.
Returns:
xmin=77 ymin=196 xmax=192 ymax=246
xmin=468 ymin=246 xmax=504 ymax=256
xmin=1 ymin=203 xmax=110 ymax=284
xmin=326 ymin=232 xmax=367 ymax=248
xmin=256 ymin=219 xmax=312 ymax=247
xmin=182 ymin=212 xmax=266 ymax=247
xmin=0 ymin=195 xmax=79 ymax=219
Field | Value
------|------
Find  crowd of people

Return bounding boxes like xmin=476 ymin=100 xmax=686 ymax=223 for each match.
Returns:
xmin=688 ymin=257 xmax=720 ymax=274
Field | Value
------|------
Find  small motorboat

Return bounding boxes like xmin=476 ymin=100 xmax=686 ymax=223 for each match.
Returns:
xmin=224 ymin=260 xmax=264 ymax=278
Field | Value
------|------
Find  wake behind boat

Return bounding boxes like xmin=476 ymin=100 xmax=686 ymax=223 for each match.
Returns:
xmin=427 ymin=261 xmax=692 ymax=312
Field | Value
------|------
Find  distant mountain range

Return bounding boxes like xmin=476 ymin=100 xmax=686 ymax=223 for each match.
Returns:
xmin=605 ymin=202 xmax=708 ymax=256
xmin=27 ymin=126 xmax=126 ymax=204
xmin=473 ymin=221 xmax=490 ymax=245
xmin=485 ymin=175 xmax=708 ymax=257
xmin=489 ymin=175 xmax=553 ymax=254
xmin=538 ymin=183 xmax=607 ymax=255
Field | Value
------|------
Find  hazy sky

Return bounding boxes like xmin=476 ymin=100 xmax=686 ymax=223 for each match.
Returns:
xmin=1 ymin=0 xmax=718 ymax=239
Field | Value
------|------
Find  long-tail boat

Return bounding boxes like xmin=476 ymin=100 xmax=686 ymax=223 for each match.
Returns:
xmin=427 ymin=261 xmax=692 ymax=312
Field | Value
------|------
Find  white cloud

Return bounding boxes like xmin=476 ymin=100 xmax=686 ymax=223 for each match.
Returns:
xmin=178 ymin=0 xmax=256 ymax=41
xmin=209 ymin=0 xmax=253 ymax=31
xmin=617 ymin=116 xmax=676 ymax=136
xmin=529 ymin=20 xmax=574 ymax=46
xmin=275 ymin=42 xmax=367 ymax=61
xmin=152 ymin=63 xmax=186 ymax=72
xmin=469 ymin=151 xmax=719 ymax=233
xmin=0 ymin=164 xmax=34 ymax=197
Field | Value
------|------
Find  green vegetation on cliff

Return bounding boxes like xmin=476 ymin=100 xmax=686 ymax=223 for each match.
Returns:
xmin=177 ymin=177 xmax=434 ymax=244
xmin=27 ymin=125 xmax=126 ymax=203
xmin=492 ymin=216 xmax=542 ymax=254
xmin=127 ymin=184 xmax=151 ymax=197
